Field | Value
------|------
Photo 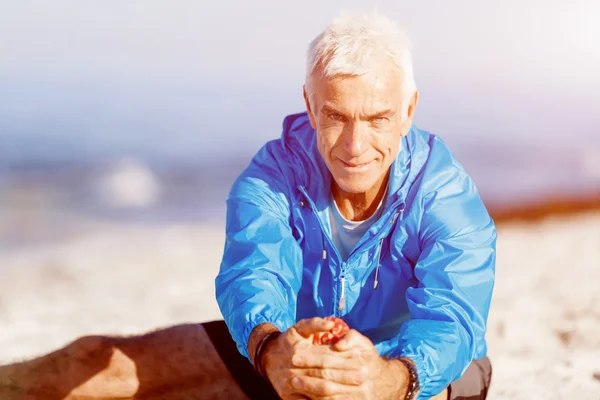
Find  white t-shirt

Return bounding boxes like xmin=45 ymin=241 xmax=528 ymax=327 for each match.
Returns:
xmin=329 ymin=194 xmax=386 ymax=261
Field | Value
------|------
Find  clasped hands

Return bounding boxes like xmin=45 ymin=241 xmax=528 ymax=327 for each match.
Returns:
xmin=261 ymin=317 xmax=409 ymax=400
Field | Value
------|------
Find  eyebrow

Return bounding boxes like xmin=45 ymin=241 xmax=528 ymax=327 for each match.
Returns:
xmin=321 ymin=104 xmax=344 ymax=115
xmin=320 ymin=104 xmax=395 ymax=120
xmin=365 ymin=109 xmax=396 ymax=119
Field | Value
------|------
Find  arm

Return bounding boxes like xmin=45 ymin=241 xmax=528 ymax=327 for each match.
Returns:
xmin=386 ymin=140 xmax=497 ymax=399
xmin=217 ymin=146 xmax=365 ymax=399
xmin=215 ymin=143 xmax=304 ymax=360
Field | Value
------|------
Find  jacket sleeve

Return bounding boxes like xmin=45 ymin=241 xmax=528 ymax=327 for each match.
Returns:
xmin=386 ymin=139 xmax=496 ymax=399
xmin=215 ymin=144 xmax=303 ymax=360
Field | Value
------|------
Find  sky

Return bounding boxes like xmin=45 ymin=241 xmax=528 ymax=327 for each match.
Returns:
xmin=0 ymin=0 xmax=599 ymax=165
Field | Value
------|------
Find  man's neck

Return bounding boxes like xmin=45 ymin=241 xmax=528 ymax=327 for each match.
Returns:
xmin=331 ymin=172 xmax=389 ymax=221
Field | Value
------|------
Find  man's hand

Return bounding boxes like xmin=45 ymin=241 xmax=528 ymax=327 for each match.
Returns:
xmin=257 ymin=318 xmax=365 ymax=400
xmin=290 ymin=329 xmax=411 ymax=400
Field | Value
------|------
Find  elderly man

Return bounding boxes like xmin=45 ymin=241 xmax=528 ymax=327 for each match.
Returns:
xmin=0 ymin=11 xmax=493 ymax=400
xmin=214 ymin=11 xmax=495 ymax=400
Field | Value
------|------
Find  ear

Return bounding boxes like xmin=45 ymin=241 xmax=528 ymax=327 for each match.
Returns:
xmin=400 ymin=90 xmax=419 ymax=137
xmin=407 ymin=90 xmax=419 ymax=121
xmin=303 ymin=85 xmax=317 ymax=130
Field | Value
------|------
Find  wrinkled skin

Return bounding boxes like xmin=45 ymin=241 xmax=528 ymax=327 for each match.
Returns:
xmin=304 ymin=62 xmax=418 ymax=221
xmin=260 ymin=317 xmax=410 ymax=400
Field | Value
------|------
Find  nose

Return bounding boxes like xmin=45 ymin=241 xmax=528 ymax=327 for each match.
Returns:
xmin=343 ymin=121 xmax=369 ymax=157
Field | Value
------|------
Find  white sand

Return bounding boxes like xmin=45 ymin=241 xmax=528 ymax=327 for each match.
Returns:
xmin=1 ymin=212 xmax=599 ymax=399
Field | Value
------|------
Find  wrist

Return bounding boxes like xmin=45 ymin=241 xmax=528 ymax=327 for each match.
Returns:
xmin=395 ymin=357 xmax=420 ymax=400
xmin=257 ymin=331 xmax=282 ymax=381
xmin=248 ymin=323 xmax=281 ymax=382
xmin=248 ymin=323 xmax=280 ymax=365
xmin=388 ymin=358 xmax=411 ymax=399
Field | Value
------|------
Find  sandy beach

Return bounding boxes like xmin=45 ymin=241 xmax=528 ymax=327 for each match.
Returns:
xmin=0 ymin=209 xmax=599 ymax=399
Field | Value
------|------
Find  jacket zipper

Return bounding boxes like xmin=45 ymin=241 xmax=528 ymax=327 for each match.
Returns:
xmin=297 ymin=186 xmax=404 ymax=313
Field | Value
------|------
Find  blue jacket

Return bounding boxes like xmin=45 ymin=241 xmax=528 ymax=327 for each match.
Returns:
xmin=216 ymin=112 xmax=496 ymax=399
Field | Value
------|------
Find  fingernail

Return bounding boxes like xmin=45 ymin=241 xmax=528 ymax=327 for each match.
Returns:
xmin=292 ymin=355 xmax=304 ymax=366
xmin=291 ymin=377 xmax=301 ymax=388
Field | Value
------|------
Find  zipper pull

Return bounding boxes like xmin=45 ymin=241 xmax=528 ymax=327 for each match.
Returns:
xmin=338 ymin=277 xmax=346 ymax=311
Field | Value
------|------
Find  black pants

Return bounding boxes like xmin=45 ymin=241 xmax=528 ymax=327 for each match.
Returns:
xmin=204 ymin=321 xmax=492 ymax=400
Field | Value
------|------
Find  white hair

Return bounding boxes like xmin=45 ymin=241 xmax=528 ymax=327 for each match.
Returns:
xmin=306 ymin=11 xmax=417 ymax=104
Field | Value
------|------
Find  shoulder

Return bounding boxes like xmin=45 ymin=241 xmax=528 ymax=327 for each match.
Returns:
xmin=414 ymin=129 xmax=472 ymax=201
xmin=229 ymin=112 xmax=318 ymax=211
xmin=409 ymin=129 xmax=493 ymax=239
xmin=402 ymin=126 xmax=471 ymax=203
xmin=228 ymin=139 xmax=293 ymax=217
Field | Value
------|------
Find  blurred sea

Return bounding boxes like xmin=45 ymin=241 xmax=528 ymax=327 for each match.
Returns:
xmin=2 ymin=118 xmax=599 ymax=256
xmin=2 ymin=81 xmax=600 ymax=255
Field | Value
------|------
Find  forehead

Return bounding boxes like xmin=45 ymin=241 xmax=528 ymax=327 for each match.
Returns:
xmin=312 ymin=63 xmax=404 ymax=109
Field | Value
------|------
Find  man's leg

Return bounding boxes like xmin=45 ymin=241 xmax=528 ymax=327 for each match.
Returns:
xmin=448 ymin=356 xmax=492 ymax=400
xmin=0 ymin=322 xmax=254 ymax=400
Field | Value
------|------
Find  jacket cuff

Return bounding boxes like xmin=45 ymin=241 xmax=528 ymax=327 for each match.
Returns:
xmin=237 ymin=313 xmax=288 ymax=360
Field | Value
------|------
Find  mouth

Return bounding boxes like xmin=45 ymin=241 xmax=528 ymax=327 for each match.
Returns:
xmin=339 ymin=159 xmax=374 ymax=171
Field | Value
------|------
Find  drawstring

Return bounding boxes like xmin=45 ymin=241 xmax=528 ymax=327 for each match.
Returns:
xmin=373 ymin=210 xmax=401 ymax=290
xmin=300 ymin=193 xmax=329 ymax=262
xmin=373 ymin=237 xmax=384 ymax=290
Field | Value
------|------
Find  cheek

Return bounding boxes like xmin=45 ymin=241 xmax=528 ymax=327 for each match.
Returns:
xmin=373 ymin=130 xmax=399 ymax=156
xmin=317 ymin=127 xmax=343 ymax=156
xmin=386 ymin=138 xmax=401 ymax=160
xmin=316 ymin=131 xmax=337 ymax=162
xmin=387 ymin=133 xmax=401 ymax=151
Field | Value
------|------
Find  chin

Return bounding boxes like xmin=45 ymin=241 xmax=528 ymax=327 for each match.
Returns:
xmin=332 ymin=176 xmax=377 ymax=194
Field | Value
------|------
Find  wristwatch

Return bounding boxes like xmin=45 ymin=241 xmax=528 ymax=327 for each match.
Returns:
xmin=398 ymin=357 xmax=421 ymax=400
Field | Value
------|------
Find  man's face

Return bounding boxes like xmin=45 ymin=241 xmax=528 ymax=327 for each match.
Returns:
xmin=304 ymin=63 xmax=418 ymax=195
